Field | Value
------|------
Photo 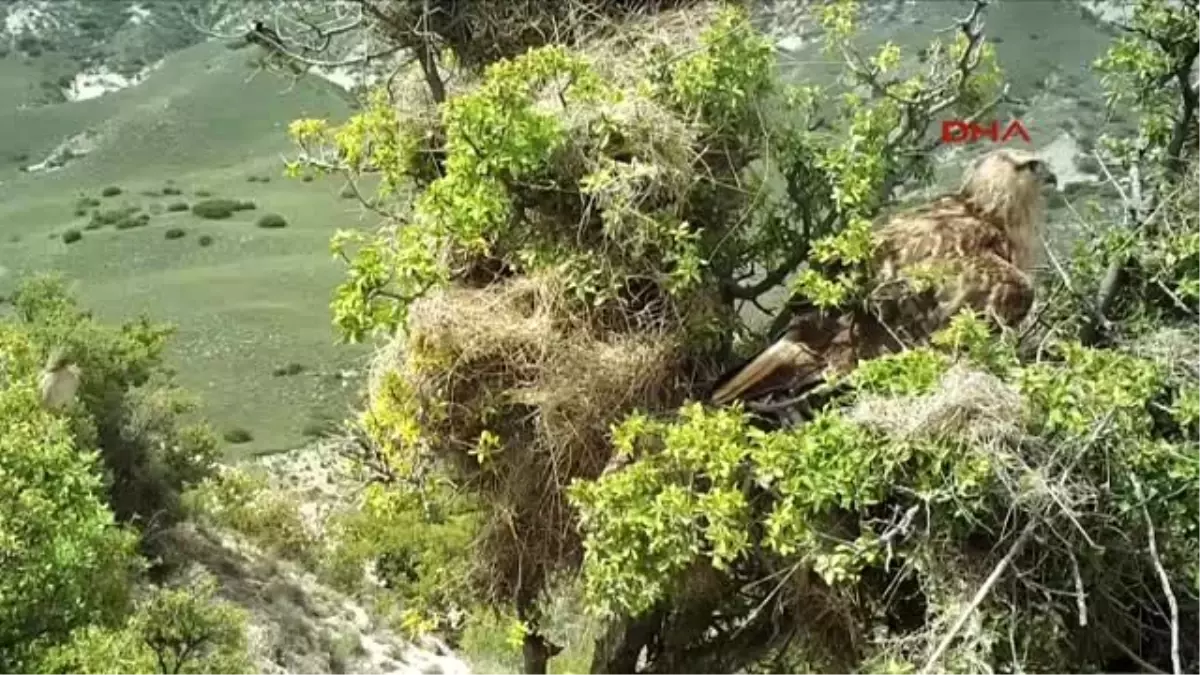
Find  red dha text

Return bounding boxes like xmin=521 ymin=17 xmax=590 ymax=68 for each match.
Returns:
xmin=941 ymin=119 xmax=1031 ymax=144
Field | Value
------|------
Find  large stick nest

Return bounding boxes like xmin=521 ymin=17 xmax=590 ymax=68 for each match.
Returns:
xmin=368 ymin=274 xmax=701 ymax=606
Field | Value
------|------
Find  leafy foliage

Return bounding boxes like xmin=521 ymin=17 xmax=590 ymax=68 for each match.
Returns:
xmin=37 ymin=575 xmax=253 ymax=675
xmin=0 ymin=377 xmax=140 ymax=671
xmin=6 ymin=276 xmax=219 ymax=531
xmin=183 ymin=468 xmax=318 ymax=566
xmin=0 ymin=280 xmax=250 ymax=673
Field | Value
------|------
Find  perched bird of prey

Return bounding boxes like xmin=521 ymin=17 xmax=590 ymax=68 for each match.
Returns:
xmin=38 ymin=348 xmax=82 ymax=411
xmin=711 ymin=148 xmax=1057 ymax=407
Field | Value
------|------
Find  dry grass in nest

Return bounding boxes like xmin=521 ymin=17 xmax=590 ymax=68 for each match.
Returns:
xmin=1127 ymin=325 xmax=1199 ymax=384
xmin=581 ymin=0 xmax=727 ymax=80
xmin=368 ymin=273 xmax=692 ymax=604
xmin=847 ymin=364 xmax=1025 ymax=450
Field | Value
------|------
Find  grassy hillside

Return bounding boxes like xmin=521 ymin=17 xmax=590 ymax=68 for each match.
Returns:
xmin=0 ymin=40 xmax=372 ymax=457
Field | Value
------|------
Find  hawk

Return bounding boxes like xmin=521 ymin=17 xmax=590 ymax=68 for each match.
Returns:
xmin=38 ymin=348 xmax=81 ymax=411
xmin=710 ymin=148 xmax=1058 ymax=407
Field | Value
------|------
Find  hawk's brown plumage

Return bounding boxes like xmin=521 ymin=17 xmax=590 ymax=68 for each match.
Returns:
xmin=711 ymin=148 xmax=1057 ymax=406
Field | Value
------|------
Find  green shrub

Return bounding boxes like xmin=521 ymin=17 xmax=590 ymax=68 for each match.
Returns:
xmin=162 ymin=186 xmax=182 ymax=196
xmin=114 ymin=214 xmax=150 ymax=230
xmin=319 ymin=481 xmax=477 ymax=639
xmin=166 ymin=201 xmax=189 ymax=212
xmin=74 ymin=208 xmax=87 ymax=217
xmin=272 ymin=362 xmax=305 ymax=376
xmin=100 ymin=186 xmax=122 ymax=197
xmin=301 ymin=417 xmax=337 ymax=438
xmin=301 ymin=174 xmax=314 ymax=183
xmin=184 ymin=468 xmax=317 ymax=565
xmin=223 ymin=427 xmax=253 ymax=444
xmin=0 ymin=337 xmax=140 ymax=671
xmin=90 ymin=206 xmax=140 ymax=229
xmin=339 ymin=184 xmax=357 ymax=199
xmin=256 ymin=213 xmax=288 ymax=229
xmin=37 ymin=575 xmax=253 ymax=674
xmin=191 ymin=199 xmax=240 ymax=220
xmin=194 ymin=189 xmax=213 ymax=198
xmin=7 ymin=276 xmax=220 ymax=534
xmin=198 ymin=234 xmax=215 ymax=247
xmin=164 ymin=228 xmax=186 ymax=240
xmin=234 ymin=200 xmax=257 ymax=211
xmin=62 ymin=229 xmax=82 ymax=244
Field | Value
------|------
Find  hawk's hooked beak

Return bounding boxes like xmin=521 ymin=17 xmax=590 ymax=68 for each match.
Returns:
xmin=1037 ymin=161 xmax=1058 ymax=188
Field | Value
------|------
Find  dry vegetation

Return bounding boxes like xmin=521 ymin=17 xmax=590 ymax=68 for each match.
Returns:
xmin=365 ymin=274 xmax=698 ymax=613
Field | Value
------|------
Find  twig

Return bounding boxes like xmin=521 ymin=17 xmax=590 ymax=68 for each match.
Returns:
xmin=1098 ymin=623 xmax=1169 ymax=675
xmin=1067 ymin=548 xmax=1087 ymax=627
xmin=1129 ymin=475 xmax=1182 ymax=675
xmin=921 ymin=518 xmax=1038 ymax=673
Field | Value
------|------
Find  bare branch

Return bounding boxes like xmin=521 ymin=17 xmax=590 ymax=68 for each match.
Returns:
xmin=1129 ymin=475 xmax=1183 ymax=675
xmin=921 ymin=518 xmax=1039 ymax=673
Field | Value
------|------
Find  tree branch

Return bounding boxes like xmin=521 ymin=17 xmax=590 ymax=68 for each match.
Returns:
xmin=1129 ymin=475 xmax=1182 ymax=675
xmin=921 ymin=518 xmax=1039 ymax=673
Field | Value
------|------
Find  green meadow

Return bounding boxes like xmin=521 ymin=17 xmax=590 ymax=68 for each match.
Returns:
xmin=0 ymin=40 xmax=373 ymax=457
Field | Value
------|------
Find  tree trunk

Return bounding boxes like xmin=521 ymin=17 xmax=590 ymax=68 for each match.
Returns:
xmin=521 ymin=629 xmax=562 ymax=674
xmin=589 ymin=610 xmax=664 ymax=674
xmin=416 ymin=37 xmax=445 ymax=104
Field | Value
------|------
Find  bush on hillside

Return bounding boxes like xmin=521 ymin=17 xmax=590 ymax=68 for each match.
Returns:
xmin=166 ymin=201 xmax=189 ymax=212
xmin=234 ymin=200 xmax=257 ymax=211
xmin=90 ymin=206 xmax=140 ymax=229
xmin=6 ymin=277 xmax=221 ymax=537
xmin=256 ymin=213 xmax=287 ymax=229
xmin=272 ymin=362 xmax=305 ymax=376
xmin=162 ymin=186 xmax=183 ymax=196
xmin=198 ymin=234 xmax=215 ymax=247
xmin=164 ymin=228 xmax=186 ymax=240
xmin=36 ymin=575 xmax=252 ymax=675
xmin=62 ymin=229 xmax=83 ymax=244
xmin=100 ymin=186 xmax=122 ymax=197
xmin=114 ymin=214 xmax=151 ymax=230
xmin=223 ymin=427 xmax=254 ymax=444
xmin=183 ymin=468 xmax=316 ymax=565
xmin=0 ymin=380 xmax=139 ymax=671
xmin=0 ymin=280 xmax=245 ymax=672
xmin=192 ymin=199 xmax=240 ymax=220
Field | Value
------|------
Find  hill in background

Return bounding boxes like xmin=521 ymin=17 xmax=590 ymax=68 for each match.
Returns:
xmin=0 ymin=4 xmax=373 ymax=457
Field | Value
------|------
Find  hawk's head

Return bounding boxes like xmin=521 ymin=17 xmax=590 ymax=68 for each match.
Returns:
xmin=958 ymin=148 xmax=1057 ymax=271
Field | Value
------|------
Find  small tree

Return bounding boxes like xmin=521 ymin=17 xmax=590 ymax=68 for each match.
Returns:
xmin=7 ymin=276 xmax=220 ymax=541
xmin=0 ymin=376 xmax=140 ymax=672
xmin=288 ymin=1 xmax=1011 ymax=672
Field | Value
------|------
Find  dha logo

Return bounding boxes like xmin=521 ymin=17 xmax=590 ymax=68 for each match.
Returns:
xmin=941 ymin=119 xmax=1031 ymax=144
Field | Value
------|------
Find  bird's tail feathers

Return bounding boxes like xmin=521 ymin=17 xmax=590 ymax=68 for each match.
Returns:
xmin=710 ymin=339 xmax=817 ymax=406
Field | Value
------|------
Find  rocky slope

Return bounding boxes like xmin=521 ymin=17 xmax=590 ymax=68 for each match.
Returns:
xmin=170 ymin=440 xmax=476 ymax=675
